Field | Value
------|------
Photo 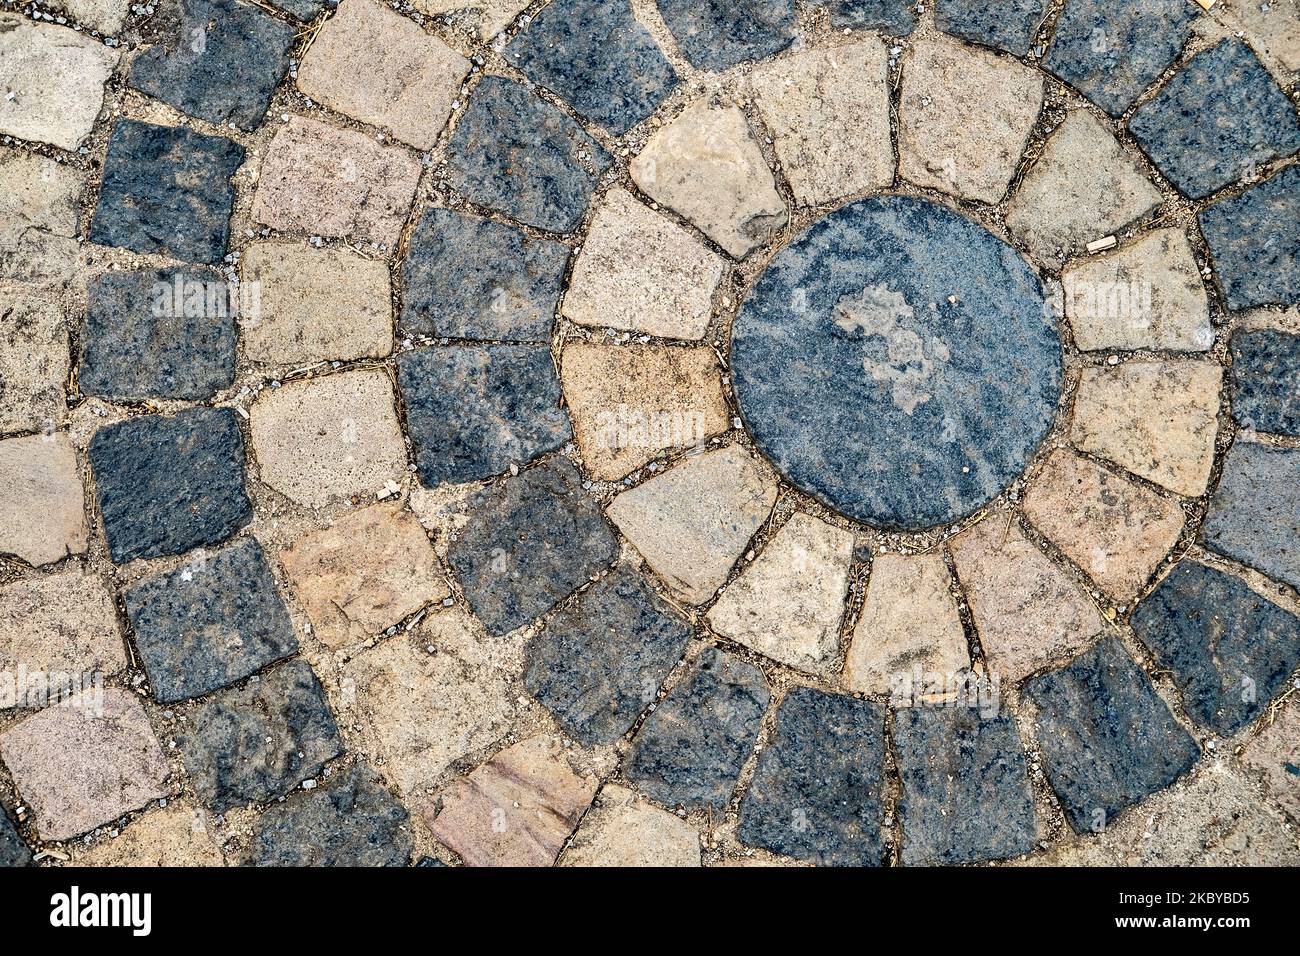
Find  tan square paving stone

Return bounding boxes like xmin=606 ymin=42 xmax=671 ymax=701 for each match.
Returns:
xmin=560 ymin=340 xmax=730 ymax=481
xmin=1070 ymin=359 xmax=1223 ymax=498
xmin=0 ymin=289 xmax=69 ymax=434
xmin=296 ymin=0 xmax=469 ymax=151
xmin=0 ymin=150 xmax=83 ymax=286
xmin=562 ymin=188 xmax=725 ymax=341
xmin=76 ymin=802 xmax=223 ymax=867
xmin=560 ymin=784 xmax=701 ymax=867
xmin=0 ymin=433 xmax=87 ymax=567
xmin=249 ymin=369 xmax=408 ymax=508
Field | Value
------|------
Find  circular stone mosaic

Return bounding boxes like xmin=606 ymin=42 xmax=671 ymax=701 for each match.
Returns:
xmin=732 ymin=196 xmax=1062 ymax=528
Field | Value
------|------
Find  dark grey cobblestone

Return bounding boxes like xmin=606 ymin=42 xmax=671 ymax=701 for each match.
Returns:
xmin=398 ymin=344 xmax=572 ymax=487
xmin=89 ymin=407 xmax=252 ymax=565
xmin=656 ymin=0 xmax=795 ymax=72
xmin=892 ymin=705 xmax=1037 ymax=865
xmin=934 ymin=0 xmax=1048 ymax=56
xmin=625 ymin=646 xmax=770 ymax=812
xmin=80 ymin=268 xmax=237 ymax=401
xmin=737 ymin=687 xmax=885 ymax=867
xmin=827 ymin=0 xmax=917 ymax=35
xmin=1025 ymin=637 xmax=1200 ymax=833
xmin=447 ymin=457 xmax=619 ymax=636
xmin=124 ymin=537 xmax=298 ymax=704
xmin=265 ymin=0 xmax=333 ymax=20
xmin=415 ymin=856 xmax=446 ymax=867
xmin=524 ymin=567 xmax=692 ymax=746
xmin=0 ymin=806 xmax=30 ymax=867
xmin=1201 ymin=441 xmax=1300 ymax=592
xmin=1131 ymin=559 xmax=1300 ymax=736
xmin=178 ymin=659 xmax=342 ymax=813
xmin=1230 ymin=329 xmax=1300 ymax=435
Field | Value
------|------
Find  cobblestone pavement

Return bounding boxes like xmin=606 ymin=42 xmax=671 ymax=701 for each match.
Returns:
xmin=1 ymin=0 xmax=1299 ymax=868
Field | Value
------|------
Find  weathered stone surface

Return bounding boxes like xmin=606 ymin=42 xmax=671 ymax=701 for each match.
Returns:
xmin=0 ymin=688 xmax=169 ymax=842
xmin=297 ymin=0 xmax=468 ymax=150
xmin=267 ymin=0 xmax=333 ymax=19
xmin=562 ymin=783 xmax=700 ymax=867
xmin=1240 ymin=702 xmax=1300 ymax=818
xmin=64 ymin=0 xmax=129 ymax=33
xmin=748 ymin=40 xmax=893 ymax=208
xmin=738 ymin=687 xmax=885 ymax=867
xmin=899 ymin=36 xmax=1044 ymax=205
xmin=0 ymin=290 xmax=68 ymax=434
xmin=1132 ymin=560 xmax=1300 ymax=736
xmin=844 ymin=552 xmax=970 ymax=696
xmin=1131 ymin=39 xmax=1300 ymax=201
xmin=447 ymin=457 xmax=619 ymax=635
xmin=893 ymin=706 xmax=1037 ymax=865
xmin=428 ymin=736 xmax=596 ymax=866
xmin=657 ymin=0 xmax=795 ymax=71
xmin=562 ymin=188 xmax=723 ymax=341
xmin=130 ymin=0 xmax=294 ymax=130
xmin=950 ymin=517 xmax=1105 ymax=682
xmin=283 ymin=502 xmax=448 ymax=648
xmin=0 ymin=433 xmax=87 ymax=567
xmin=179 ymin=660 xmax=342 ymax=812
xmin=413 ymin=0 xmax=525 ymax=38
xmin=250 ymin=369 xmax=407 ymax=508
xmin=561 ymin=341 xmax=727 ymax=480
xmin=248 ymin=759 xmax=412 ymax=866
xmin=446 ymin=76 xmax=611 ymax=233
xmin=707 ymin=513 xmax=853 ymax=674
xmin=0 ymin=151 xmax=81 ymax=286
xmin=79 ymin=803 xmax=224 ymax=867
xmin=1070 ymin=360 xmax=1222 ymax=498
xmin=124 ymin=537 xmax=298 ymax=703
xmin=525 ymin=567 xmax=691 ymax=745
xmin=626 ymin=647 xmax=769 ymax=812
xmin=1201 ymin=164 xmax=1300 ymax=311
xmin=509 ymin=0 xmax=676 ymax=135
xmin=607 ymin=445 xmax=778 ymax=605
xmin=631 ymin=99 xmax=786 ymax=258
xmin=1024 ymin=449 xmax=1184 ymax=602
xmin=81 ymin=268 xmax=236 ymax=401
xmin=1215 ymin=0 xmax=1300 ymax=73
xmin=1062 ymin=228 xmax=1212 ymax=352
xmin=401 ymin=207 xmax=567 ymax=342
xmin=826 ymin=0 xmax=914 ymax=32
xmin=240 ymin=242 xmax=391 ymax=364
xmin=1005 ymin=110 xmax=1162 ymax=266
xmin=0 ymin=15 xmax=116 ymax=151
xmin=934 ymin=0 xmax=1048 ymax=56
xmin=0 ymin=569 xmax=124 ymax=707
xmin=733 ymin=196 xmax=1060 ymax=529
xmin=1201 ymin=441 xmax=1300 ymax=592
xmin=252 ymin=116 xmax=421 ymax=247
xmin=1044 ymin=0 xmax=1198 ymax=117
xmin=1025 ymin=637 xmax=1201 ymax=833
xmin=89 ymin=408 xmax=251 ymax=564
xmin=1231 ymin=329 xmax=1300 ymax=435
xmin=399 ymin=345 xmax=571 ymax=487
xmin=341 ymin=609 xmax=517 ymax=792
xmin=90 ymin=120 xmax=244 ymax=265
xmin=0 ymin=807 xmax=29 ymax=867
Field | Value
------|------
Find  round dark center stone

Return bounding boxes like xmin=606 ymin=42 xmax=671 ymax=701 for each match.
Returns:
xmin=731 ymin=196 xmax=1063 ymax=529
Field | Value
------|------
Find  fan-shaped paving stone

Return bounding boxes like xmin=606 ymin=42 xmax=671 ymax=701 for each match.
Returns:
xmin=89 ymin=408 xmax=251 ymax=564
xmin=400 ymin=208 xmax=568 ymax=342
xmin=1132 ymin=560 xmax=1300 ymax=737
xmin=446 ymin=457 xmax=618 ymax=636
xmin=0 ymin=151 xmax=81 ymax=286
xmin=625 ymin=646 xmax=769 ymax=812
xmin=656 ymin=0 xmax=795 ymax=72
xmin=0 ymin=291 xmax=69 ymax=434
xmin=129 ymin=0 xmax=294 ymax=130
xmin=1024 ymin=637 xmax=1201 ymax=834
xmin=247 ymin=760 xmax=412 ymax=867
xmin=1129 ymin=39 xmax=1300 ymax=201
xmin=124 ymin=537 xmax=298 ymax=704
xmin=81 ymin=268 xmax=237 ymax=401
xmin=562 ymin=784 xmax=701 ymax=867
xmin=296 ymin=0 xmax=469 ymax=151
xmin=508 ymin=0 xmax=677 ymax=135
xmin=1201 ymin=441 xmax=1300 ymax=592
xmin=399 ymin=345 xmax=571 ymax=486
xmin=934 ymin=0 xmax=1048 ymax=56
xmin=737 ymin=687 xmax=885 ymax=867
xmin=1230 ymin=329 xmax=1300 ymax=434
xmin=1200 ymin=164 xmax=1300 ymax=311
xmin=0 ymin=809 xmax=29 ymax=867
xmin=827 ymin=0 xmax=915 ymax=34
xmin=446 ymin=76 xmax=612 ymax=234
xmin=0 ymin=433 xmax=87 ymax=568
xmin=1043 ymin=0 xmax=1199 ymax=117
xmin=524 ymin=567 xmax=691 ymax=746
xmin=178 ymin=659 xmax=342 ymax=813
xmin=90 ymin=120 xmax=245 ymax=265
xmin=893 ymin=706 xmax=1037 ymax=866
xmin=1240 ymin=702 xmax=1300 ymax=818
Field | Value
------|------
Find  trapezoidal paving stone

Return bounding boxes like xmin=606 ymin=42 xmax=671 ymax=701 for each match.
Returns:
xmin=1201 ymin=440 xmax=1300 ymax=592
xmin=1199 ymin=163 xmax=1300 ymax=311
xmin=731 ymin=195 xmax=1062 ymax=529
xmin=1230 ymin=328 xmax=1300 ymax=435
xmin=656 ymin=0 xmax=796 ymax=72
xmin=934 ymin=0 xmax=1049 ymax=56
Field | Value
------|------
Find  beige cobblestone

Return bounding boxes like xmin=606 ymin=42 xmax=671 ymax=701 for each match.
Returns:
xmin=561 ymin=784 xmax=701 ymax=867
xmin=0 ymin=290 xmax=69 ymax=435
xmin=0 ymin=433 xmax=86 ymax=567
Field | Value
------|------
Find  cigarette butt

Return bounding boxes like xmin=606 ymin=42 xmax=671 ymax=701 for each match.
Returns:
xmin=1086 ymin=235 xmax=1118 ymax=253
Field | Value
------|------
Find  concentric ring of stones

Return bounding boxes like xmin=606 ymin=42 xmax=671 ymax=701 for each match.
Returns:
xmin=1 ymin=0 xmax=1299 ymax=869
